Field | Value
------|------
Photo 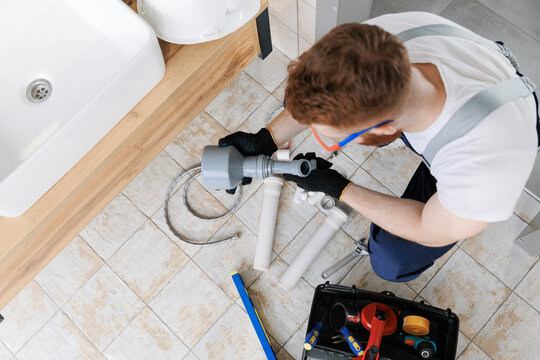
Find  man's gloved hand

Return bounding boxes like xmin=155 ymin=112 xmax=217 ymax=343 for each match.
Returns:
xmin=283 ymin=153 xmax=351 ymax=200
xmin=219 ymin=128 xmax=278 ymax=157
xmin=218 ymin=128 xmax=278 ymax=193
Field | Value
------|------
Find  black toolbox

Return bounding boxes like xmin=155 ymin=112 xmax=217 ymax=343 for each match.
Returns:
xmin=302 ymin=283 xmax=459 ymax=360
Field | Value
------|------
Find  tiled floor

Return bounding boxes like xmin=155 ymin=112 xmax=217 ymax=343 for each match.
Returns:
xmin=1 ymin=1 xmax=539 ymax=360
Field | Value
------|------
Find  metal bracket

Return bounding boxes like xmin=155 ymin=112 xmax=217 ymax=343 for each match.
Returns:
xmin=256 ymin=8 xmax=272 ymax=59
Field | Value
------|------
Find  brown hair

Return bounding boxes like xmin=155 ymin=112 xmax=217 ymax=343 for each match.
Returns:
xmin=285 ymin=23 xmax=411 ymax=128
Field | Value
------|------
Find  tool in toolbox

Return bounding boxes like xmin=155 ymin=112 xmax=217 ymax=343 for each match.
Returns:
xmin=358 ymin=303 xmax=397 ymax=360
xmin=321 ymin=238 xmax=368 ymax=280
xmin=341 ymin=327 xmax=364 ymax=357
xmin=403 ymin=334 xmax=437 ymax=359
xmin=304 ymin=304 xmax=333 ymax=351
xmin=402 ymin=315 xmax=431 ymax=336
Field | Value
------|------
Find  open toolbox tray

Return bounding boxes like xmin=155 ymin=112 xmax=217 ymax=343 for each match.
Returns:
xmin=302 ymin=283 xmax=460 ymax=360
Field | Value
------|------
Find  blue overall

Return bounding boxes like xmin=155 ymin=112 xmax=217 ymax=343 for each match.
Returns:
xmin=368 ymin=67 xmax=540 ymax=283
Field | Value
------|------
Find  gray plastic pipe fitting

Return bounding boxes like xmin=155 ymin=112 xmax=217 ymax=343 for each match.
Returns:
xmin=201 ymin=145 xmax=316 ymax=190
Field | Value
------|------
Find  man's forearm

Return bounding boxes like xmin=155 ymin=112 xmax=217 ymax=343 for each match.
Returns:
xmin=341 ymin=184 xmax=452 ymax=247
xmin=267 ymin=108 xmax=308 ymax=146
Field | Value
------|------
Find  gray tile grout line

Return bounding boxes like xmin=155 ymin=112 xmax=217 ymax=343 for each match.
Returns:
xmin=459 ymin=239 xmax=538 ymax=296
xmin=438 ymin=0 xmax=457 ymax=16
xmin=95 ymin=262 xmax=191 ymax=355
xmin=0 ymin=338 xmax=15 ymax=358
xmin=409 ymin=247 xmax=459 ymax=297
xmin=453 ymin=250 xmax=514 ymax=346
xmin=474 ymin=0 xmax=540 ymax=45
xmin=269 ymin=6 xmax=299 ymax=43
xmin=9 ymin=282 xmax=60 ymax=357
xmin=32 ymin=243 xmax=108 ymax=351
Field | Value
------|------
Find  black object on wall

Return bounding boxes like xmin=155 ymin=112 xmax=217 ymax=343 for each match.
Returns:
xmin=256 ymin=8 xmax=272 ymax=59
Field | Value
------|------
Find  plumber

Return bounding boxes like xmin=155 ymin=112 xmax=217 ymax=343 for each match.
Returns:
xmin=218 ymin=12 xmax=539 ymax=282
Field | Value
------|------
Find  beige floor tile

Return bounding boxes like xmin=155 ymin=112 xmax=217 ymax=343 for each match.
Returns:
xmin=149 ymin=261 xmax=233 ymax=348
xmin=273 ymin=79 xmax=287 ymax=103
xmin=514 ymin=190 xmax=540 ymax=224
xmin=458 ymin=343 xmax=491 ymax=360
xmin=340 ymin=257 xmax=417 ymax=300
xmin=247 ymin=257 xmax=314 ymax=345
xmin=419 ymin=249 xmax=511 ymax=339
xmin=298 ymin=0 xmax=316 ymax=44
xmin=236 ymin=182 xmax=318 ymax=254
xmin=457 ymin=331 xmax=471 ymax=358
xmin=280 ymin=213 xmax=359 ymax=286
xmin=292 ymin=134 xmax=360 ymax=179
xmin=461 ymin=215 xmax=535 ymax=288
xmin=0 ymin=281 xmax=57 ymax=353
xmin=341 ymin=168 xmax=393 ymax=240
xmin=108 ymin=221 xmax=189 ymax=303
xmin=205 ymin=72 xmax=270 ymax=131
xmin=283 ymin=319 xmax=309 ymax=360
xmin=150 ymin=207 xmax=201 ymax=258
xmin=0 ymin=341 xmax=12 ymax=360
xmin=17 ymin=311 xmax=99 ymax=360
xmin=201 ymin=177 xmax=263 ymax=212
xmin=193 ymin=216 xmax=276 ymax=299
xmin=361 ymin=145 xmax=421 ymax=196
xmin=276 ymin=348 xmax=294 ymax=360
xmin=269 ymin=0 xmax=298 ymax=32
xmin=475 ymin=293 xmax=540 ymax=360
xmin=407 ymin=245 xmax=458 ymax=293
xmin=152 ymin=180 xmax=231 ymax=249
xmin=80 ymin=193 xmax=147 ymax=260
xmin=515 ymin=260 xmax=540 ymax=311
xmin=122 ymin=151 xmax=184 ymax=217
xmin=245 ymin=49 xmax=291 ymax=93
xmin=104 ymin=307 xmax=188 ymax=360
xmin=341 ymin=143 xmax=377 ymax=168
xmin=270 ymin=15 xmax=299 ymax=60
xmin=165 ymin=111 xmax=229 ymax=170
xmin=236 ymin=95 xmax=284 ymax=133
xmin=192 ymin=304 xmax=267 ymax=360
xmin=63 ymin=266 xmax=145 ymax=351
xmin=36 ymin=236 xmax=103 ymax=307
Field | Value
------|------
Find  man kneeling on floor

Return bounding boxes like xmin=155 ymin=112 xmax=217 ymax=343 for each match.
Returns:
xmin=218 ymin=12 xmax=539 ymax=282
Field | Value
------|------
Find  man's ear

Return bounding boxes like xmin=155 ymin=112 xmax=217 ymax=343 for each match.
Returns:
xmin=369 ymin=122 xmax=398 ymax=135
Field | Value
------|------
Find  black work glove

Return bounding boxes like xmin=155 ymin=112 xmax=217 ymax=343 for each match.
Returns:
xmin=219 ymin=128 xmax=278 ymax=157
xmin=218 ymin=128 xmax=278 ymax=193
xmin=283 ymin=153 xmax=351 ymax=200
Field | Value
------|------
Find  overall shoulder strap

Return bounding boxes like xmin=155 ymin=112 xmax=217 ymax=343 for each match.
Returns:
xmin=396 ymin=23 xmax=520 ymax=72
xmin=396 ymin=23 xmax=536 ymax=167
xmin=422 ymin=77 xmax=536 ymax=166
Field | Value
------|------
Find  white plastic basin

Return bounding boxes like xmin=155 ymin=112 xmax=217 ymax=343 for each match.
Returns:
xmin=0 ymin=0 xmax=165 ymax=217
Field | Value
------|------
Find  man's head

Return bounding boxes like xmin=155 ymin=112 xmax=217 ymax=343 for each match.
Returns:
xmin=285 ymin=23 xmax=411 ymax=146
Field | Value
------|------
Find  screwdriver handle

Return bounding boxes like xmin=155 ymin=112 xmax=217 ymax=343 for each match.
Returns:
xmin=341 ymin=327 xmax=364 ymax=356
xmin=304 ymin=322 xmax=323 ymax=350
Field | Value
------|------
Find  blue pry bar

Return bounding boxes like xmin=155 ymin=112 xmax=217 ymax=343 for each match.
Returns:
xmin=231 ymin=272 xmax=276 ymax=360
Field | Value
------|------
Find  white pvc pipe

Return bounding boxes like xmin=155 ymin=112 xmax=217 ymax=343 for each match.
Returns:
xmin=253 ymin=176 xmax=283 ymax=271
xmin=279 ymin=206 xmax=348 ymax=289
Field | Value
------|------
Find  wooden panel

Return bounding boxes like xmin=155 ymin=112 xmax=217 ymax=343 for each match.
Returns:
xmin=0 ymin=10 xmax=263 ymax=309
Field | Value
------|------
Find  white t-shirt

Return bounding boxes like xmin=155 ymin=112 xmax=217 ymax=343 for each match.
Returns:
xmin=365 ymin=12 xmax=538 ymax=222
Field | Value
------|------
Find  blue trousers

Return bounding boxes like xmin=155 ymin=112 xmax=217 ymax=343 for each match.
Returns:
xmin=368 ymin=161 xmax=457 ymax=282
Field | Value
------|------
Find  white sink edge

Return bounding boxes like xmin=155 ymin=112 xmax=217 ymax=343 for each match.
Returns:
xmin=0 ymin=37 xmax=165 ymax=217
